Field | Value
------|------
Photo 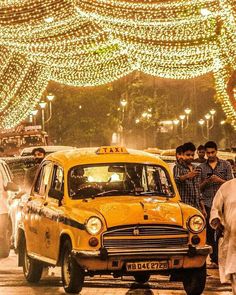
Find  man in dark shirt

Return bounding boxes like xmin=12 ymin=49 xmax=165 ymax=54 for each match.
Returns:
xmin=200 ymin=141 xmax=233 ymax=268
xmin=175 ymin=145 xmax=184 ymax=164
xmin=24 ymin=147 xmax=46 ymax=192
xmin=194 ymin=145 xmax=207 ymax=164
xmin=174 ymin=142 xmax=206 ymax=215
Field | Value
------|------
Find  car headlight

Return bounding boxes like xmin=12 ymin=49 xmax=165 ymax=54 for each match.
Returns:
xmin=187 ymin=215 xmax=205 ymax=233
xmin=86 ymin=217 xmax=103 ymax=235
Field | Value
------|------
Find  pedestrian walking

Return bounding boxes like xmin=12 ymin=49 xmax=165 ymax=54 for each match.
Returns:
xmin=199 ymin=141 xmax=233 ymax=268
xmin=175 ymin=145 xmax=184 ymax=164
xmin=194 ymin=144 xmax=206 ymax=164
xmin=173 ymin=142 xmax=206 ymax=215
xmin=210 ymin=178 xmax=236 ymax=294
xmin=226 ymin=159 xmax=236 ymax=177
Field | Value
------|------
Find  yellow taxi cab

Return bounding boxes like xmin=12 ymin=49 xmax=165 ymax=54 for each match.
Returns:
xmin=16 ymin=146 xmax=211 ymax=294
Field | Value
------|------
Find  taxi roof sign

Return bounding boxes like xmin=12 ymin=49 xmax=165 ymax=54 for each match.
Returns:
xmin=96 ymin=146 xmax=129 ymax=155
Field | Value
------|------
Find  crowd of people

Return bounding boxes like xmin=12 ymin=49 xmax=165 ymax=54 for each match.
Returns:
xmin=173 ymin=141 xmax=236 ymax=294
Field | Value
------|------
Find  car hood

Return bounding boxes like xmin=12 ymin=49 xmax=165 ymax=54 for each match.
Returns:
xmin=77 ymin=196 xmax=183 ymax=228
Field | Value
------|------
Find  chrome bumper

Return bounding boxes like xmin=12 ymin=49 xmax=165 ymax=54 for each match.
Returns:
xmin=73 ymin=245 xmax=212 ymax=259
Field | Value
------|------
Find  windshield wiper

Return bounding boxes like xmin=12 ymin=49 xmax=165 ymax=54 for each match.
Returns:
xmin=94 ymin=190 xmax=135 ymax=197
xmin=138 ymin=191 xmax=173 ymax=197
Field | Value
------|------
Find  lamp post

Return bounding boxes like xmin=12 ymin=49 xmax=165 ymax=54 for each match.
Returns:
xmin=141 ymin=109 xmax=152 ymax=148
xmin=30 ymin=110 xmax=38 ymax=126
xmin=198 ymin=109 xmax=216 ymax=140
xmin=39 ymin=101 xmax=47 ymax=131
xmin=120 ymin=98 xmax=127 ymax=145
xmin=172 ymin=119 xmax=180 ymax=143
xmin=45 ymin=93 xmax=55 ymax=124
xmin=179 ymin=114 xmax=186 ymax=140
xmin=184 ymin=108 xmax=192 ymax=128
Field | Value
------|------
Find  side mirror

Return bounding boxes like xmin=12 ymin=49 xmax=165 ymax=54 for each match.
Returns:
xmin=48 ymin=188 xmax=63 ymax=203
xmin=5 ymin=182 xmax=19 ymax=192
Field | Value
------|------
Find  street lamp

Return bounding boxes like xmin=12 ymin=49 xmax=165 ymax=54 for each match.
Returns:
xmin=173 ymin=119 xmax=180 ymax=126
xmin=199 ymin=109 xmax=216 ymax=140
xmin=184 ymin=108 xmax=191 ymax=128
xmin=45 ymin=93 xmax=55 ymax=124
xmin=179 ymin=114 xmax=186 ymax=140
xmin=119 ymin=98 xmax=127 ymax=145
xmin=30 ymin=109 xmax=38 ymax=126
xmin=39 ymin=101 xmax=47 ymax=131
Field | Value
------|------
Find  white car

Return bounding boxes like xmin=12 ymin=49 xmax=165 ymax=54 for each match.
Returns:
xmin=0 ymin=159 xmax=19 ymax=258
xmin=20 ymin=145 xmax=76 ymax=157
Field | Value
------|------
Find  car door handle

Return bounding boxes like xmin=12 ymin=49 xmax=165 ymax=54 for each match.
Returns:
xmin=44 ymin=202 xmax=48 ymax=206
xmin=28 ymin=197 xmax=32 ymax=201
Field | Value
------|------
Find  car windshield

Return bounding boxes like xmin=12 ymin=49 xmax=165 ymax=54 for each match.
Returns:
xmin=68 ymin=163 xmax=174 ymax=199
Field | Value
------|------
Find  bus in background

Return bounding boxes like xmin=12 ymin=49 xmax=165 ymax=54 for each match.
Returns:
xmin=0 ymin=124 xmax=48 ymax=157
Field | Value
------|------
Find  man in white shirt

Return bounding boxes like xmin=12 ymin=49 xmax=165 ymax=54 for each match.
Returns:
xmin=210 ymin=178 xmax=236 ymax=294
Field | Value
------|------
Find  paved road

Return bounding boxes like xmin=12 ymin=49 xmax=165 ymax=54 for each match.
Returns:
xmin=0 ymin=251 xmax=232 ymax=295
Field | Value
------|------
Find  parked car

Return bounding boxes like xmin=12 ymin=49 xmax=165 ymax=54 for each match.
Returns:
xmin=20 ymin=145 xmax=76 ymax=157
xmin=16 ymin=146 xmax=211 ymax=294
xmin=0 ymin=159 xmax=19 ymax=258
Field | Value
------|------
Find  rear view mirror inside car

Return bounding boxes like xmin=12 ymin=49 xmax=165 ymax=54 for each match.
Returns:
xmin=108 ymin=166 xmax=125 ymax=173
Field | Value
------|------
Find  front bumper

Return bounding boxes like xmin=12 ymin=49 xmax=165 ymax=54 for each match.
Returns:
xmin=73 ymin=245 xmax=212 ymax=259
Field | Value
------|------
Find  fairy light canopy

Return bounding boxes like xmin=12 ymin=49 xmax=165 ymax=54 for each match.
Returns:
xmin=0 ymin=0 xmax=235 ymax=129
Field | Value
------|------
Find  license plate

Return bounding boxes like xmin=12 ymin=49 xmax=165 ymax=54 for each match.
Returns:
xmin=126 ymin=261 xmax=168 ymax=272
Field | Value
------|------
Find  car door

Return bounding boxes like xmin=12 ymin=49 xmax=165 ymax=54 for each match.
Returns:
xmin=1 ymin=162 xmax=18 ymax=243
xmin=24 ymin=161 xmax=53 ymax=255
xmin=39 ymin=164 xmax=64 ymax=261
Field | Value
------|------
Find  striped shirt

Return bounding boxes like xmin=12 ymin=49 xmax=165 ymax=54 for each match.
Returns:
xmin=199 ymin=158 xmax=233 ymax=208
xmin=173 ymin=162 xmax=202 ymax=210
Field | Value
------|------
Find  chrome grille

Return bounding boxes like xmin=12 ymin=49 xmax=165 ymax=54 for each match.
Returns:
xmin=103 ymin=225 xmax=188 ymax=249
xmin=103 ymin=237 xmax=188 ymax=249
xmin=103 ymin=225 xmax=188 ymax=237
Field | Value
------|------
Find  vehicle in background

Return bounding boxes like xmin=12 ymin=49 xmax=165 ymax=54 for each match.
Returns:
xmin=4 ymin=156 xmax=34 ymax=188
xmin=144 ymin=148 xmax=176 ymax=171
xmin=20 ymin=145 xmax=76 ymax=157
xmin=0 ymin=159 xmax=19 ymax=258
xmin=0 ymin=124 xmax=48 ymax=157
xmin=16 ymin=146 xmax=211 ymax=295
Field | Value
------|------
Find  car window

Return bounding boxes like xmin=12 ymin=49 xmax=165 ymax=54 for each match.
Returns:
xmin=146 ymin=166 xmax=173 ymax=195
xmin=68 ymin=163 xmax=174 ymax=199
xmin=50 ymin=165 xmax=64 ymax=197
xmin=33 ymin=162 xmax=53 ymax=196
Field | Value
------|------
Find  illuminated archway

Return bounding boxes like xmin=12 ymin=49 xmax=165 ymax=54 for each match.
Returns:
xmin=0 ymin=0 xmax=235 ymax=128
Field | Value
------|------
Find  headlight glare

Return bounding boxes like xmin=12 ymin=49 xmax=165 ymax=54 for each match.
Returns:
xmin=187 ymin=215 xmax=205 ymax=233
xmin=86 ymin=217 xmax=102 ymax=235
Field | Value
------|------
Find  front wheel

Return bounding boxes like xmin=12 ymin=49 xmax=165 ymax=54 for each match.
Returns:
xmin=133 ymin=272 xmax=150 ymax=284
xmin=22 ymin=236 xmax=43 ymax=283
xmin=182 ymin=264 xmax=206 ymax=295
xmin=61 ymin=240 xmax=84 ymax=293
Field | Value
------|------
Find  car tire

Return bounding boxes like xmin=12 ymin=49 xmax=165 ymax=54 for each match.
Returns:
xmin=133 ymin=272 xmax=150 ymax=284
xmin=61 ymin=240 xmax=84 ymax=293
xmin=22 ymin=236 xmax=43 ymax=283
xmin=0 ymin=218 xmax=12 ymax=258
xmin=182 ymin=264 xmax=206 ymax=295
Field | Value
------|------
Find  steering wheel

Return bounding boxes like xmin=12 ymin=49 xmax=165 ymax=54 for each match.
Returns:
xmin=76 ymin=183 xmax=102 ymax=197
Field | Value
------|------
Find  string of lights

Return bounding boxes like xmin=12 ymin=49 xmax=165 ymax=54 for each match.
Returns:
xmin=0 ymin=0 xmax=235 ymax=128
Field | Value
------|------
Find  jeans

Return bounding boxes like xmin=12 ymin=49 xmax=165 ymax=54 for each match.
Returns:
xmin=205 ymin=206 xmax=219 ymax=264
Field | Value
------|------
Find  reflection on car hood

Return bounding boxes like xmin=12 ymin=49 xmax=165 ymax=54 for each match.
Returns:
xmin=78 ymin=196 xmax=183 ymax=228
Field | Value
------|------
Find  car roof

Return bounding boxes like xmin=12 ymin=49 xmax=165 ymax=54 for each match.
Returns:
xmin=20 ymin=145 xmax=76 ymax=155
xmin=45 ymin=147 xmax=169 ymax=169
